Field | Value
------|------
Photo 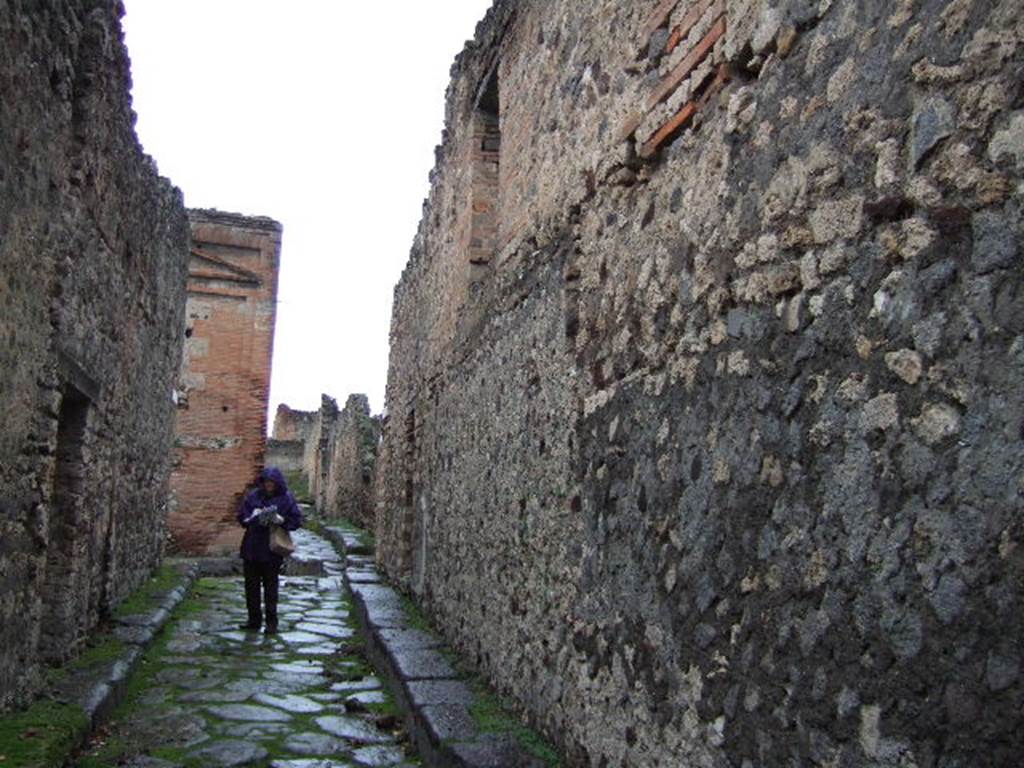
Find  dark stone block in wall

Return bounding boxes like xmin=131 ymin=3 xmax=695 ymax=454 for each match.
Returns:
xmin=911 ymin=97 xmax=955 ymax=169
xmin=972 ymin=210 xmax=1020 ymax=274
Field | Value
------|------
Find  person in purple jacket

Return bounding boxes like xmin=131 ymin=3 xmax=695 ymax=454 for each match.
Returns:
xmin=237 ymin=467 xmax=303 ymax=634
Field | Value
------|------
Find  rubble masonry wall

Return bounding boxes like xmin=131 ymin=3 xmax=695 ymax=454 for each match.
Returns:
xmin=374 ymin=0 xmax=1024 ymax=764
xmin=0 ymin=0 xmax=190 ymax=710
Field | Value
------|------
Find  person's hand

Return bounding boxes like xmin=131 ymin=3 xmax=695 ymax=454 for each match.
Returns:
xmin=271 ymin=512 xmax=284 ymax=525
xmin=244 ymin=507 xmax=263 ymax=525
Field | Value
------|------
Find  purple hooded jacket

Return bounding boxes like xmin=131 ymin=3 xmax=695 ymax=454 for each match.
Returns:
xmin=238 ymin=467 xmax=303 ymax=563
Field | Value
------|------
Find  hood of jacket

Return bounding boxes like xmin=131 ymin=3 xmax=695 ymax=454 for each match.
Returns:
xmin=259 ymin=467 xmax=289 ymax=497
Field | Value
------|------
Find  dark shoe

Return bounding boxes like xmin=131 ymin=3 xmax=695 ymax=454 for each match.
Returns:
xmin=239 ymin=622 xmax=261 ymax=631
xmin=264 ymin=624 xmax=279 ymax=635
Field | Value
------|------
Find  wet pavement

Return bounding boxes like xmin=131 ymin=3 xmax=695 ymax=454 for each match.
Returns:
xmin=74 ymin=531 xmax=418 ymax=768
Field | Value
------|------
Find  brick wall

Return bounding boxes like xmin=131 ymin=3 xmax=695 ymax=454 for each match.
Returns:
xmin=0 ymin=0 xmax=190 ymax=710
xmin=169 ymin=210 xmax=282 ymax=555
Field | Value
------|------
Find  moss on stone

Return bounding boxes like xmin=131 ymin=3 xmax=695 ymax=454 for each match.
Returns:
xmin=389 ymin=589 xmax=557 ymax=764
xmin=0 ymin=699 xmax=88 ymax=768
xmin=73 ymin=735 xmax=128 ymax=768
xmin=332 ymin=516 xmax=376 ymax=551
xmin=466 ymin=681 xmax=560 ymax=767
xmin=67 ymin=637 xmax=128 ymax=673
xmin=284 ymin=469 xmax=311 ymax=503
xmin=398 ymin=594 xmax=434 ymax=634
xmin=112 ymin=564 xmax=186 ymax=618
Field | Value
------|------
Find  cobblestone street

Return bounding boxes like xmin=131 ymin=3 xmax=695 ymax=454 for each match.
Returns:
xmin=74 ymin=532 xmax=418 ymax=768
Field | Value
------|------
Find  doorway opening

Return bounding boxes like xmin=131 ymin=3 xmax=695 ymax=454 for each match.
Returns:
xmin=40 ymin=386 xmax=90 ymax=662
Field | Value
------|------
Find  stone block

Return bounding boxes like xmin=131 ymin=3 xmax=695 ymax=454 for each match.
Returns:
xmin=376 ymin=628 xmax=443 ymax=651
xmin=389 ymin=648 xmax=456 ymax=682
xmin=419 ymin=703 xmax=477 ymax=744
xmin=406 ymin=679 xmax=475 ymax=709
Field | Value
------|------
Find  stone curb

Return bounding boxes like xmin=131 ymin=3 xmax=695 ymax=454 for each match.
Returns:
xmin=51 ymin=560 xmax=199 ymax=749
xmin=322 ymin=525 xmax=547 ymax=768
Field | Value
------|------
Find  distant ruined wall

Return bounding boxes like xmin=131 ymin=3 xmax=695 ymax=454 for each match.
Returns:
xmin=319 ymin=395 xmax=380 ymax=528
xmin=302 ymin=394 xmax=339 ymax=508
xmin=0 ymin=1 xmax=190 ymax=710
xmin=269 ymin=404 xmax=316 ymax=486
xmin=272 ymin=403 xmax=316 ymax=443
xmin=290 ymin=395 xmax=380 ymax=526
xmin=169 ymin=210 xmax=282 ymax=555
xmin=265 ymin=439 xmax=305 ymax=475
xmin=375 ymin=0 xmax=1024 ymax=765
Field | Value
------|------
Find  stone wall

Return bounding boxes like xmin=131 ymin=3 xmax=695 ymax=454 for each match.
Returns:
xmin=169 ymin=210 xmax=282 ymax=555
xmin=302 ymin=395 xmax=339 ymax=508
xmin=272 ymin=403 xmax=317 ymax=443
xmin=375 ymin=0 xmax=1024 ymax=764
xmin=318 ymin=395 xmax=380 ymax=528
xmin=265 ymin=439 xmax=305 ymax=475
xmin=269 ymin=404 xmax=317 ymax=489
xmin=287 ymin=395 xmax=380 ymax=527
xmin=0 ymin=0 xmax=190 ymax=710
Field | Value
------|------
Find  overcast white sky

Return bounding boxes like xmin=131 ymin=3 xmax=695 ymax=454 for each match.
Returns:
xmin=121 ymin=1 xmax=494 ymax=419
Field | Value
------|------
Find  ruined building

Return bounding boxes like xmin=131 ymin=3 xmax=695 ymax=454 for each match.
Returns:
xmin=170 ymin=210 xmax=283 ymax=554
xmin=374 ymin=0 xmax=1024 ymax=765
xmin=0 ymin=2 xmax=190 ymax=709
xmin=273 ymin=402 xmax=317 ymax=443
xmin=267 ymin=403 xmax=317 ymax=481
xmin=280 ymin=394 xmax=381 ymax=527
xmin=303 ymin=395 xmax=338 ymax=507
xmin=315 ymin=394 xmax=380 ymax=528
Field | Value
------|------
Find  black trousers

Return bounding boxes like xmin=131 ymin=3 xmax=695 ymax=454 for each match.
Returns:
xmin=243 ymin=559 xmax=280 ymax=627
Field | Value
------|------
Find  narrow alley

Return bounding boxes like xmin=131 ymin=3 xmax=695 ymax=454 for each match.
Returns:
xmin=73 ymin=530 xmax=415 ymax=768
xmin=3 ymin=2 xmax=1021 ymax=766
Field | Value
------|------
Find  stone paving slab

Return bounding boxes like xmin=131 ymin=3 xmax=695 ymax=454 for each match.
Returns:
xmin=346 ymin=689 xmax=388 ymax=706
xmin=347 ymin=571 xmax=382 ymax=584
xmin=74 ymin=531 xmax=417 ymax=768
xmin=190 ymin=739 xmax=269 ymax=766
xmin=353 ymin=744 xmax=415 ymax=766
xmin=316 ymin=715 xmax=395 ymax=744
